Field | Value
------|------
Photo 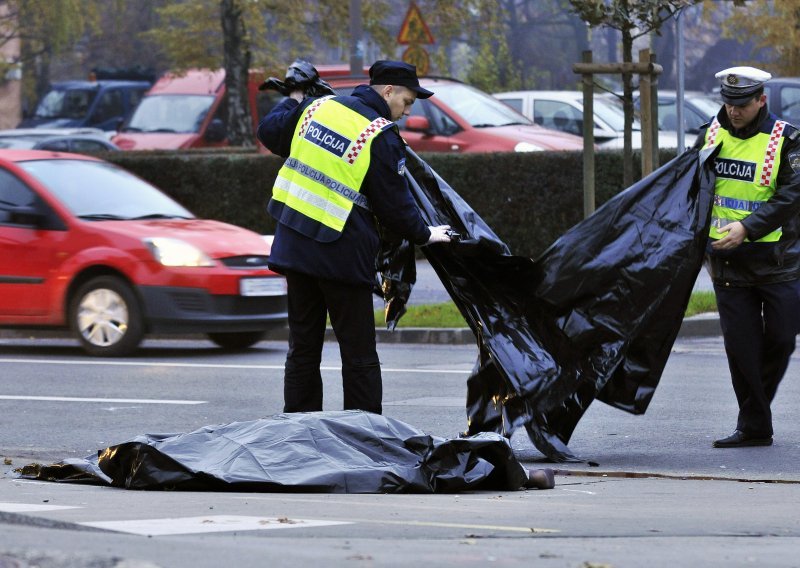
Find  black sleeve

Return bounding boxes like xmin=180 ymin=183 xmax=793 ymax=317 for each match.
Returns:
xmin=362 ymin=130 xmax=431 ymax=246
xmin=742 ymin=130 xmax=800 ymax=240
xmin=256 ymin=97 xmax=305 ymax=158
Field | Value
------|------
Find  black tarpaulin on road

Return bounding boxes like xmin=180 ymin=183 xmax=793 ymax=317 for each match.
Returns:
xmin=380 ymin=146 xmax=718 ymax=461
xmin=17 ymin=411 xmax=528 ymax=493
xmin=18 ymin=148 xmax=716 ymax=488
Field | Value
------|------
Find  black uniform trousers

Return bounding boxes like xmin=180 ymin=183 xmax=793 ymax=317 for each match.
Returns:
xmin=282 ymin=269 xmax=382 ymax=414
xmin=715 ymin=279 xmax=800 ymax=437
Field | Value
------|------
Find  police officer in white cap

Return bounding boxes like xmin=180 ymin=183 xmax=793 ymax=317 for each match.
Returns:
xmin=696 ymin=66 xmax=800 ymax=448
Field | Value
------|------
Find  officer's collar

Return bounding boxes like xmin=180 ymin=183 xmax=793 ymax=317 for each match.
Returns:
xmin=353 ymin=84 xmax=393 ymax=121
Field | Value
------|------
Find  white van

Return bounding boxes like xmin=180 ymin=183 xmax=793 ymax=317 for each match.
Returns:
xmin=493 ymin=90 xmax=680 ymax=149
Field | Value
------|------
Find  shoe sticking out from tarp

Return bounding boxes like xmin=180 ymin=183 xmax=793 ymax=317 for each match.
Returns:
xmin=525 ymin=468 xmax=555 ymax=490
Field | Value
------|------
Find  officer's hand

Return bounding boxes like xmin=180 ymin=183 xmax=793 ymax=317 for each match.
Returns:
xmin=712 ymin=221 xmax=747 ymax=251
xmin=426 ymin=225 xmax=452 ymax=245
xmin=289 ymin=89 xmax=305 ymax=102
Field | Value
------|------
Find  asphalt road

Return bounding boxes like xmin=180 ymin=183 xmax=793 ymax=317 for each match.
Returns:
xmin=1 ymin=334 xmax=798 ymax=567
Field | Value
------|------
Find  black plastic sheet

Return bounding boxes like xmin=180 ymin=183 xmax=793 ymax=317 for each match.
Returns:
xmin=381 ymin=146 xmax=718 ymax=461
xmin=17 ymin=411 xmax=528 ymax=493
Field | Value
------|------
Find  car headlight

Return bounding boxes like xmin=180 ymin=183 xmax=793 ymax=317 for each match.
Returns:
xmin=514 ymin=141 xmax=544 ymax=152
xmin=144 ymin=237 xmax=214 ymax=267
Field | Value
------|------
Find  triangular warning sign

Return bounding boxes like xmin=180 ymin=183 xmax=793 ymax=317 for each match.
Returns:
xmin=397 ymin=2 xmax=435 ymax=45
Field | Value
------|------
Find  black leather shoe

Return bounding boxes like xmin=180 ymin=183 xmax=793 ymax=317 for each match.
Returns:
xmin=713 ymin=430 xmax=773 ymax=448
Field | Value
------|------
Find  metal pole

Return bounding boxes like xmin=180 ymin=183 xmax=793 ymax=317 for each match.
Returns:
xmin=349 ymin=0 xmax=364 ymax=76
xmin=676 ymin=8 xmax=685 ymax=150
xmin=581 ymin=50 xmax=595 ymax=218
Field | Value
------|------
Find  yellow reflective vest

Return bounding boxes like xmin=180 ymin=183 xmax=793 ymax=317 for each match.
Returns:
xmin=270 ymin=96 xmax=392 ymax=242
xmin=703 ymin=117 xmax=787 ymax=242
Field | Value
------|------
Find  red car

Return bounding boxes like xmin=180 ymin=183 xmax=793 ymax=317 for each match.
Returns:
xmin=328 ymin=76 xmax=586 ymax=153
xmin=0 ymin=149 xmax=287 ymax=356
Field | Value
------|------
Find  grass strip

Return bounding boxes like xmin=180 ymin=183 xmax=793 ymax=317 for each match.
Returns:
xmin=375 ymin=291 xmax=718 ymax=328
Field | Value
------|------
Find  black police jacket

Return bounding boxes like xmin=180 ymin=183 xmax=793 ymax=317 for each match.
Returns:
xmin=695 ymin=107 xmax=800 ymax=286
xmin=257 ymin=85 xmax=430 ymax=285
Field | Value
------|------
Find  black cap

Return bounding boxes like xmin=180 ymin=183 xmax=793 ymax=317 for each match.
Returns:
xmin=369 ymin=60 xmax=433 ymax=99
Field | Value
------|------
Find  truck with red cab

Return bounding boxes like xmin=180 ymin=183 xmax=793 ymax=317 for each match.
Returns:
xmin=112 ymin=66 xmax=358 ymax=151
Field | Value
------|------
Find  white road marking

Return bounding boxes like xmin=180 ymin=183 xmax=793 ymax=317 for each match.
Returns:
xmin=0 ymin=395 xmax=205 ymax=405
xmin=384 ymin=397 xmax=465 ymax=407
xmin=0 ymin=358 xmax=470 ymax=374
xmin=0 ymin=502 xmax=81 ymax=513
xmin=80 ymin=515 xmax=351 ymax=536
xmin=560 ymin=488 xmax=597 ymax=495
xmin=349 ymin=518 xmax=560 ymax=533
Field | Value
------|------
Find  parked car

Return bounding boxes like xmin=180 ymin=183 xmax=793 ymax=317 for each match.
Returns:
xmin=492 ymin=89 xmax=680 ymax=149
xmin=762 ymin=77 xmax=800 ymax=125
xmin=112 ymin=66 xmax=359 ymax=151
xmin=0 ymin=149 xmax=287 ymax=356
xmin=18 ymin=75 xmax=152 ymax=132
xmin=644 ymin=90 xmax=721 ymax=134
xmin=0 ymin=128 xmax=119 ymax=153
xmin=328 ymin=77 xmax=585 ymax=153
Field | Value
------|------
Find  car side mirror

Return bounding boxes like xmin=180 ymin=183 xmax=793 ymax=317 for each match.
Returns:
xmin=405 ymin=115 xmax=431 ymax=134
xmin=205 ymin=118 xmax=227 ymax=143
xmin=0 ymin=203 xmax=45 ymax=227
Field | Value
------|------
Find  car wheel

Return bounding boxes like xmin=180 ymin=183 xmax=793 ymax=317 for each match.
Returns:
xmin=207 ymin=331 xmax=265 ymax=350
xmin=70 ymin=276 xmax=144 ymax=357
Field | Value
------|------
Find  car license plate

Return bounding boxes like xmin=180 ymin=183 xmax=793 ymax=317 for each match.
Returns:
xmin=240 ymin=277 xmax=286 ymax=297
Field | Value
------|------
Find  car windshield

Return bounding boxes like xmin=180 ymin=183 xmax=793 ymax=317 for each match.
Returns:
xmin=19 ymin=159 xmax=194 ymax=219
xmin=687 ymin=95 xmax=721 ymax=119
xmin=594 ymin=97 xmax=641 ymax=131
xmin=595 ymin=95 xmax=642 ymax=130
xmin=123 ymin=95 xmax=215 ymax=133
xmin=35 ymin=88 xmax=98 ymax=119
xmin=432 ymin=83 xmax=533 ymax=127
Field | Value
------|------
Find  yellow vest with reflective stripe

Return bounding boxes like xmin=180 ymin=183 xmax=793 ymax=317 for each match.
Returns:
xmin=271 ymin=96 xmax=391 ymax=242
xmin=703 ymin=117 xmax=786 ymax=242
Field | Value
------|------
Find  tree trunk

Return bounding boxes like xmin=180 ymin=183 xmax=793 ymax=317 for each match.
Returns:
xmin=220 ymin=0 xmax=253 ymax=148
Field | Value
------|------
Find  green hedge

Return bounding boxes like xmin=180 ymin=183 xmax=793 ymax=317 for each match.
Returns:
xmin=105 ymin=148 xmax=676 ymax=260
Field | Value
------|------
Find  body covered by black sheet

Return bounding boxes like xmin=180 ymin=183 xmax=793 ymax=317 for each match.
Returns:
xmin=17 ymin=411 xmax=528 ymax=493
xmin=380 ymin=146 xmax=718 ymax=461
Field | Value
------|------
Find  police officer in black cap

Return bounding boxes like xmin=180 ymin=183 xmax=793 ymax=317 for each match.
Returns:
xmin=694 ymin=66 xmax=800 ymax=448
xmin=257 ymin=61 xmax=450 ymax=415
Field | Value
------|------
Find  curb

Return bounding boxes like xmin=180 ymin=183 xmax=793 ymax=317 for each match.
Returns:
xmin=0 ymin=315 xmax=721 ymax=346
xmin=371 ymin=314 xmax=721 ymax=345
xmin=676 ymin=313 xmax=722 ymax=338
